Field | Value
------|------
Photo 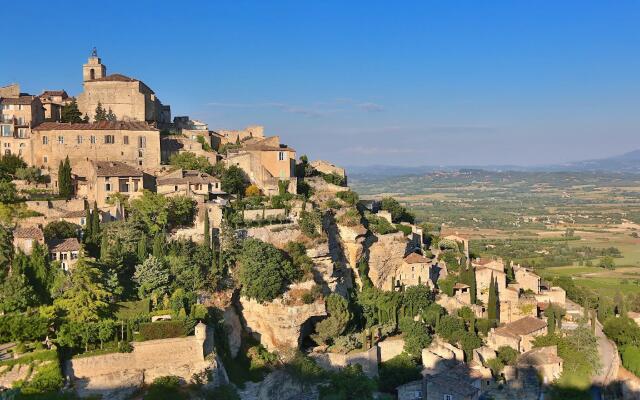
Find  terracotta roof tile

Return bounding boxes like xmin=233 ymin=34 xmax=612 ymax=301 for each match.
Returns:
xmin=48 ymin=237 xmax=81 ymax=252
xmin=87 ymin=73 xmax=138 ymax=82
xmin=13 ymin=226 xmax=44 ymax=240
xmin=93 ymin=161 xmax=143 ymax=177
xmin=33 ymin=121 xmax=158 ymax=131
xmin=0 ymin=95 xmax=36 ymax=105
xmin=403 ymin=252 xmax=431 ymax=264
xmin=517 ymin=346 xmax=562 ymax=366
xmin=494 ymin=316 xmax=547 ymax=338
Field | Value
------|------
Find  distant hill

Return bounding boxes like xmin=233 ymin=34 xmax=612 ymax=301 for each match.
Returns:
xmin=346 ymin=149 xmax=640 ymax=177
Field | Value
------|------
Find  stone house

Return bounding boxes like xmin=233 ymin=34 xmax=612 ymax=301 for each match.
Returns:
xmin=441 ymin=229 xmax=470 ymax=258
xmin=157 ymin=169 xmax=224 ymax=201
xmin=48 ymin=237 xmax=81 ymax=271
xmin=397 ymin=380 xmax=423 ymax=400
xmin=225 ymin=136 xmax=297 ymax=195
xmin=30 ymin=121 xmax=161 ymax=173
xmin=453 ymin=283 xmax=472 ymax=305
xmin=514 ymin=265 xmax=542 ymax=294
xmin=310 ymin=160 xmax=346 ymax=179
xmin=160 ymin=134 xmax=218 ymax=166
xmin=81 ymin=161 xmax=149 ymax=208
xmin=393 ymin=252 xmax=432 ymax=289
xmin=0 ymin=84 xmax=45 ymax=163
xmin=424 ymin=363 xmax=492 ymax=400
xmin=516 ymin=345 xmax=563 ymax=384
xmin=472 ymin=257 xmax=505 ymax=273
xmin=12 ymin=226 xmax=44 ymax=255
xmin=38 ymin=90 xmax=71 ymax=121
xmin=475 ymin=266 xmax=506 ymax=304
xmin=488 ymin=316 xmax=547 ymax=353
xmin=76 ymin=50 xmax=170 ymax=124
xmin=212 ymin=125 xmax=264 ymax=149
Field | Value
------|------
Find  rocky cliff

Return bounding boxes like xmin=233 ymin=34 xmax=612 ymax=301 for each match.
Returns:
xmin=238 ymin=293 xmax=326 ymax=352
xmin=367 ymin=232 xmax=410 ymax=289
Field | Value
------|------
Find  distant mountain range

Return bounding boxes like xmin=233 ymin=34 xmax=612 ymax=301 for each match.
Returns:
xmin=346 ymin=149 xmax=640 ymax=177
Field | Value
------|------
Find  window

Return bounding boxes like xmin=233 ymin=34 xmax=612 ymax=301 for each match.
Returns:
xmin=43 ymin=155 xmax=48 ymax=163
xmin=138 ymin=136 xmax=146 ymax=148
xmin=443 ymin=395 xmax=453 ymax=400
xmin=278 ymin=151 xmax=285 ymax=161
xmin=42 ymin=136 xmax=48 ymax=144
xmin=138 ymin=150 xmax=144 ymax=158
xmin=4 ymin=149 xmax=10 ymax=155
xmin=123 ymin=135 xmax=129 ymax=145
xmin=174 ymin=185 xmax=178 ymax=192
xmin=80 ymin=217 xmax=86 ymax=225
xmin=16 ymin=128 xmax=27 ymax=138
xmin=1 ymin=125 xmax=11 ymax=137
xmin=105 ymin=179 xmax=112 ymax=192
xmin=16 ymin=117 xmax=24 ymax=125
xmin=104 ymin=135 xmax=115 ymax=144
xmin=71 ymin=252 xmax=78 ymax=260
xmin=77 ymin=135 xmax=83 ymax=144
xmin=90 ymin=135 xmax=96 ymax=144
xmin=57 ymin=135 xmax=64 ymax=144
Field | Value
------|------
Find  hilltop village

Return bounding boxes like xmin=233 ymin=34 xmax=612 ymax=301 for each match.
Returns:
xmin=0 ymin=51 xmax=585 ymax=400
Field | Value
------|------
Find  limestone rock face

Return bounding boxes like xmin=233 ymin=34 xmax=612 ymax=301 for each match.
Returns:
xmin=238 ymin=369 xmax=319 ymax=400
xmin=223 ymin=305 xmax=243 ymax=358
xmin=238 ymin=295 xmax=326 ymax=352
xmin=245 ymin=225 xmax=303 ymax=249
xmin=368 ymin=232 xmax=410 ymax=290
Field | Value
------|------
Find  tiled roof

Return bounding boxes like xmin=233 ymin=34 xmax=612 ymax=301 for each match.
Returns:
xmin=33 ymin=121 xmax=158 ymax=131
xmin=93 ymin=161 xmax=143 ymax=177
xmin=473 ymin=258 xmax=498 ymax=266
xmin=157 ymin=169 xmax=220 ymax=185
xmin=517 ymin=346 xmax=563 ymax=366
xmin=87 ymin=73 xmax=138 ymax=82
xmin=48 ymin=237 xmax=81 ymax=252
xmin=453 ymin=283 xmax=470 ymax=289
xmin=494 ymin=316 xmax=547 ymax=338
xmin=40 ymin=90 xmax=68 ymax=98
xmin=13 ymin=226 xmax=44 ymax=240
xmin=63 ymin=209 xmax=89 ymax=218
xmin=0 ymin=95 xmax=36 ymax=105
xmin=426 ymin=364 xmax=482 ymax=396
xmin=403 ymin=252 xmax=431 ymax=264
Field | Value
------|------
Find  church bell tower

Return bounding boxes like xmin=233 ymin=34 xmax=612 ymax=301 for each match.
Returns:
xmin=82 ymin=47 xmax=106 ymax=82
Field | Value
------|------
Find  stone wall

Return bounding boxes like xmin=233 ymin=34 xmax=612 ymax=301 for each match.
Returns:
xmin=377 ymin=337 xmax=405 ymax=362
xmin=67 ymin=324 xmax=218 ymax=399
xmin=311 ymin=346 xmax=379 ymax=378
xmin=243 ymin=208 xmax=286 ymax=221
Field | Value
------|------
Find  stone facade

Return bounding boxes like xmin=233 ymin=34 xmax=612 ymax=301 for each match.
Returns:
xmin=0 ymin=84 xmax=45 ymax=164
xmin=30 ymin=121 xmax=161 ymax=174
xmin=77 ymin=52 xmax=170 ymax=124
xmin=488 ymin=317 xmax=547 ymax=353
xmin=81 ymin=161 xmax=149 ymax=207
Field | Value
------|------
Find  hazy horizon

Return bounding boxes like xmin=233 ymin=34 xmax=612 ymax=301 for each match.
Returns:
xmin=2 ymin=1 xmax=639 ymax=166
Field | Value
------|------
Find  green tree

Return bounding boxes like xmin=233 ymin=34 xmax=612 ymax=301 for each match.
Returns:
xmin=60 ymin=99 xmax=83 ymax=123
xmin=168 ymin=152 xmax=213 ymax=174
xmin=399 ymin=318 xmax=432 ymax=358
xmin=94 ymin=102 xmax=107 ymax=122
xmin=0 ymin=272 xmax=38 ymax=312
xmin=43 ymin=220 xmax=79 ymax=242
xmin=57 ymin=156 xmax=73 ymax=198
xmin=134 ymin=255 xmax=170 ymax=298
xmin=0 ymin=181 xmax=18 ymax=203
xmin=152 ymin=233 xmax=165 ymax=259
xmin=105 ymin=107 xmax=117 ymax=121
xmin=15 ymin=166 xmax=42 ymax=184
xmin=497 ymin=346 xmax=519 ymax=365
xmin=167 ymin=195 xmax=196 ymax=228
xmin=221 ymin=165 xmax=248 ymax=196
xmin=381 ymin=197 xmax=414 ymax=223
xmin=378 ymin=353 xmax=421 ymax=393
xmin=131 ymin=190 xmax=169 ymax=234
xmin=599 ymin=255 xmax=616 ymax=270
xmin=487 ymin=274 xmax=499 ymax=323
xmin=137 ymin=235 xmax=148 ymax=261
xmin=319 ymin=364 xmax=375 ymax=400
xmin=312 ymin=294 xmax=351 ymax=345
xmin=237 ymin=238 xmax=294 ymax=302
xmin=203 ymin=209 xmax=210 ymax=249
xmin=54 ymin=258 xmax=111 ymax=322
xmin=401 ymin=285 xmax=434 ymax=318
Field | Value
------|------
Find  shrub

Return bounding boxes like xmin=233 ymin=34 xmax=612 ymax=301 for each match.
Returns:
xmin=299 ymin=210 xmax=322 ymax=238
xmin=336 ymin=191 xmax=359 ymax=206
xmin=205 ymin=384 xmax=240 ymax=400
xmin=322 ymin=172 xmax=346 ymax=186
xmin=497 ymin=346 xmax=518 ymax=365
xmin=19 ymin=361 xmax=64 ymax=395
xmin=337 ymin=208 xmax=361 ymax=227
xmin=395 ymin=224 xmax=412 ymax=235
xmin=378 ymin=353 xmax=421 ymax=393
xmin=138 ymin=321 xmax=187 ymax=341
xmin=245 ymin=185 xmax=261 ymax=197
xmin=145 ymin=375 xmax=185 ymax=400
xmin=365 ymin=213 xmax=397 ymax=235
xmin=621 ymin=345 xmax=640 ymax=376
xmin=238 ymin=238 xmax=295 ymax=302
xmin=399 ymin=318 xmax=432 ymax=358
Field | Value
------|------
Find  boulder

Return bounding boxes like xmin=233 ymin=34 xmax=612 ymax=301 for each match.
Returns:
xmin=245 ymin=225 xmax=303 ymax=249
xmin=238 ymin=369 xmax=319 ymax=400
xmin=238 ymin=296 xmax=326 ymax=352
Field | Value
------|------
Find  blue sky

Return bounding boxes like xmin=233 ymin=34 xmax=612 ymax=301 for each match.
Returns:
xmin=2 ymin=1 xmax=639 ymax=166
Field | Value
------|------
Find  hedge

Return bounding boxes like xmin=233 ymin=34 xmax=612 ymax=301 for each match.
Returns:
xmin=0 ymin=314 xmax=48 ymax=343
xmin=137 ymin=321 xmax=187 ymax=341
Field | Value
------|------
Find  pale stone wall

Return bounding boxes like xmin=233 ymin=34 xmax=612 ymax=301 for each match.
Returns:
xmin=30 ymin=126 xmax=161 ymax=172
xmin=311 ymin=346 xmax=379 ymax=378
xmin=245 ymin=224 xmax=302 ymax=248
xmin=68 ymin=326 xmax=216 ymax=399
xmin=377 ymin=337 xmax=405 ymax=362
xmin=515 ymin=268 xmax=541 ymax=294
xmin=476 ymin=268 xmax=506 ymax=304
xmin=310 ymin=160 xmax=346 ymax=177
xmin=242 ymin=208 xmax=286 ymax=221
xmin=368 ymin=232 xmax=410 ymax=291
xmin=396 ymin=261 xmax=431 ymax=288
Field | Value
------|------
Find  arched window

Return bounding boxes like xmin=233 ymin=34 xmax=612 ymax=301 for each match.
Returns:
xmin=90 ymin=69 xmax=95 ymax=80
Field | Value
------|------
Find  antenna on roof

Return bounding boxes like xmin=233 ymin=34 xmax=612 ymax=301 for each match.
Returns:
xmin=91 ymin=47 xmax=98 ymax=57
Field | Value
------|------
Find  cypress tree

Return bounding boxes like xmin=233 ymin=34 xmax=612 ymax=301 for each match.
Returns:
xmin=137 ymin=236 xmax=147 ymax=262
xmin=94 ymin=102 xmax=107 ymax=122
xmin=152 ymin=234 xmax=164 ymax=259
xmin=469 ymin=266 xmax=477 ymax=304
xmin=58 ymin=158 xmax=72 ymax=199
xmin=487 ymin=272 xmax=497 ymax=322
xmin=203 ymin=209 xmax=210 ymax=249
xmin=84 ymin=206 xmax=92 ymax=242
xmin=91 ymin=202 xmax=101 ymax=240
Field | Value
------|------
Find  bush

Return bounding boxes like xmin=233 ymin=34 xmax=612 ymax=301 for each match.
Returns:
xmin=497 ymin=346 xmax=518 ymax=365
xmin=365 ymin=213 xmax=397 ymax=235
xmin=395 ymin=224 xmax=412 ymax=235
xmin=299 ymin=210 xmax=322 ymax=238
xmin=621 ymin=345 xmax=640 ymax=376
xmin=336 ymin=191 xmax=359 ymax=206
xmin=18 ymin=361 xmax=64 ymax=395
xmin=145 ymin=375 xmax=185 ymax=400
xmin=205 ymin=384 xmax=240 ymax=400
xmin=337 ymin=208 xmax=361 ymax=227
xmin=378 ymin=353 xmax=421 ymax=393
xmin=238 ymin=238 xmax=295 ymax=302
xmin=138 ymin=321 xmax=187 ymax=341
xmin=322 ymin=172 xmax=346 ymax=186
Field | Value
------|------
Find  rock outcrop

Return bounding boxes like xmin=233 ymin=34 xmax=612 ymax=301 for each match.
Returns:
xmin=367 ymin=232 xmax=410 ymax=289
xmin=245 ymin=224 xmax=303 ymax=249
xmin=238 ymin=294 xmax=326 ymax=352
xmin=238 ymin=369 xmax=319 ymax=400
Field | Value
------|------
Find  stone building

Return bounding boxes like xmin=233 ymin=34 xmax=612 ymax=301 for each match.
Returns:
xmin=157 ymin=169 xmax=224 ymax=201
xmin=225 ymin=136 xmax=297 ymax=195
xmin=487 ymin=316 xmax=547 ymax=353
xmin=393 ymin=252 xmax=433 ymax=289
xmin=475 ymin=266 xmax=506 ymax=304
xmin=30 ymin=121 xmax=161 ymax=175
xmin=0 ymin=84 xmax=45 ymax=162
xmin=514 ymin=265 xmax=542 ymax=294
xmin=12 ymin=226 xmax=45 ymax=255
xmin=80 ymin=161 xmax=149 ymax=208
xmin=472 ymin=257 xmax=505 ymax=273
xmin=76 ymin=49 xmax=170 ymax=125
xmin=48 ymin=237 xmax=81 ymax=271
xmin=39 ymin=90 xmax=71 ymax=121
xmin=516 ymin=345 xmax=563 ymax=384
xmin=212 ymin=125 xmax=264 ymax=149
